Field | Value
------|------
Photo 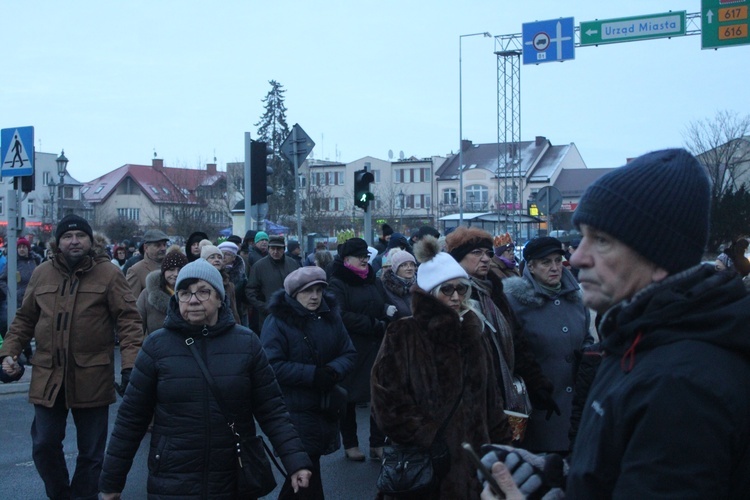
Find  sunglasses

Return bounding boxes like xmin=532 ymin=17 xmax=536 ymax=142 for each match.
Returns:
xmin=439 ymin=283 xmax=470 ymax=297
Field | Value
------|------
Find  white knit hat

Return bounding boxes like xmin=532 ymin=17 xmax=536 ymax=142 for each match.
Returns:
xmin=199 ymin=239 xmax=222 ymax=260
xmin=218 ymin=241 xmax=239 ymax=255
xmin=175 ymin=259 xmax=225 ymax=300
xmin=414 ymin=236 xmax=468 ymax=292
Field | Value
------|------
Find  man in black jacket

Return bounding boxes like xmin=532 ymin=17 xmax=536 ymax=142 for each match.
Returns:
xmin=480 ymin=149 xmax=750 ymax=499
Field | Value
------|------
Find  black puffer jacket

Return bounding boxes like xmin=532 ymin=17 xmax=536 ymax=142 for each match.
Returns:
xmin=328 ymin=256 xmax=388 ymax=402
xmin=262 ymin=290 xmax=356 ymax=456
xmin=99 ymin=295 xmax=311 ymax=499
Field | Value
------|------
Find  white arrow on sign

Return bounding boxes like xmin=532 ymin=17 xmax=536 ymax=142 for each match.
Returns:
xmin=707 ymin=10 xmax=714 ymax=24
xmin=586 ymin=28 xmax=598 ymax=36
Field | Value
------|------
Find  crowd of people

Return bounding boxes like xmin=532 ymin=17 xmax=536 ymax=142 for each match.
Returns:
xmin=1 ymin=147 xmax=749 ymax=499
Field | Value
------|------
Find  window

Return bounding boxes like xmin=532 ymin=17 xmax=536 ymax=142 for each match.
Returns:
xmin=443 ymin=188 xmax=457 ymax=205
xmin=327 ymin=172 xmax=335 ymax=186
xmin=26 ymin=200 xmax=35 ymax=216
xmin=0 ymin=196 xmax=4 ymax=214
xmin=372 ymin=170 xmax=380 ymax=183
xmin=150 ymin=186 xmax=159 ymax=194
xmin=81 ymin=187 xmax=89 ymax=194
xmin=162 ymin=187 xmax=170 ymax=194
xmin=94 ymin=186 xmax=104 ymax=194
xmin=337 ymin=171 xmax=345 ymax=185
xmin=117 ymin=208 xmax=140 ymax=220
xmin=299 ymin=175 xmax=306 ymax=188
xmin=465 ymin=185 xmax=488 ymax=211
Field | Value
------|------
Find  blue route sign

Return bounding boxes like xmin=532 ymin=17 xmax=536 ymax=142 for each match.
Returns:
xmin=522 ymin=17 xmax=575 ymax=65
xmin=1 ymin=126 xmax=34 ymax=178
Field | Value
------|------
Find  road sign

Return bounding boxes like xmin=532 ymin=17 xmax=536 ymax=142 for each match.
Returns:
xmin=702 ymin=0 xmax=750 ymax=49
xmin=1 ymin=126 xmax=34 ymax=178
xmin=535 ymin=186 xmax=562 ymax=216
xmin=580 ymin=12 xmax=686 ymax=46
xmin=522 ymin=17 xmax=575 ymax=65
xmin=280 ymin=123 xmax=315 ymax=167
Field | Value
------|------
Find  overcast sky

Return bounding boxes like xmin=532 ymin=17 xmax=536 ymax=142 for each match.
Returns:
xmin=4 ymin=0 xmax=748 ymax=183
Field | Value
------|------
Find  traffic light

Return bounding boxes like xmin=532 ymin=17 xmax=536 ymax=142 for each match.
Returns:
xmin=354 ymin=168 xmax=375 ymax=211
xmin=251 ymin=140 xmax=274 ymax=205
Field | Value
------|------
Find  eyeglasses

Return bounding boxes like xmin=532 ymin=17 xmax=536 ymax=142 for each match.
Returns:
xmin=177 ymin=289 xmax=212 ymax=302
xmin=469 ymin=249 xmax=494 ymax=258
xmin=353 ymin=254 xmax=370 ymax=261
xmin=439 ymin=283 xmax=470 ymax=297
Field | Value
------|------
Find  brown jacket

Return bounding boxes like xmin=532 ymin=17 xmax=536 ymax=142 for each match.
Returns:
xmin=0 ymin=251 xmax=143 ymax=408
xmin=126 ymin=255 xmax=161 ymax=298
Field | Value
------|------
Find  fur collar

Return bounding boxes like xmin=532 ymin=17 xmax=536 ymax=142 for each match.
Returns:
xmin=411 ymin=289 xmax=483 ymax=344
xmin=145 ymin=269 xmax=172 ymax=312
xmin=503 ymin=266 xmax=582 ymax=307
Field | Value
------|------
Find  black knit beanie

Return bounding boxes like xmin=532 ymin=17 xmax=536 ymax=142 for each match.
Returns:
xmin=55 ymin=214 xmax=93 ymax=245
xmin=572 ymin=148 xmax=710 ymax=274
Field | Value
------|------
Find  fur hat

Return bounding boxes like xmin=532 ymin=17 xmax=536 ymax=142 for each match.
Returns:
xmin=444 ymin=226 xmax=493 ymax=264
xmin=339 ymin=238 xmax=369 ymax=258
xmin=175 ymin=259 xmax=225 ymax=300
xmin=161 ymin=247 xmax=188 ymax=274
xmin=390 ymin=249 xmax=416 ymax=273
xmin=55 ymin=214 xmax=93 ymax=245
xmin=284 ymin=266 xmax=328 ymax=297
xmin=218 ymin=241 xmax=239 ymax=255
xmin=414 ymin=236 xmax=468 ymax=292
xmin=199 ymin=239 xmax=222 ymax=260
xmin=573 ymin=148 xmax=710 ymax=274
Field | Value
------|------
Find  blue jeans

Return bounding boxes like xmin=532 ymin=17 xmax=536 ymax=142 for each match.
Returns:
xmin=31 ymin=390 xmax=108 ymax=500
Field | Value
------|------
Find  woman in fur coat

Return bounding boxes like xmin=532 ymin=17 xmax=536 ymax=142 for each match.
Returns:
xmin=136 ymin=247 xmax=188 ymax=335
xmin=371 ymin=236 xmax=511 ymax=499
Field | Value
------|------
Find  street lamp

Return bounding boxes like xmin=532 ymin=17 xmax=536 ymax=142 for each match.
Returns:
xmin=56 ymin=150 xmax=68 ymax=220
xmin=459 ymin=31 xmax=492 ymax=227
xmin=48 ymin=182 xmax=56 ymax=224
xmin=398 ymin=190 xmax=405 ymax=230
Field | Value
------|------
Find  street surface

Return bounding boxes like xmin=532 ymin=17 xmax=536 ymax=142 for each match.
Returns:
xmin=0 ymin=357 xmax=381 ymax=499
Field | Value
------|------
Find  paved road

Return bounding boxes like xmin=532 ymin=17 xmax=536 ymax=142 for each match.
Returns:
xmin=0 ymin=365 xmax=381 ymax=499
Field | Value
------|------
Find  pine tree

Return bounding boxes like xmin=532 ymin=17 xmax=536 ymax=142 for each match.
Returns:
xmin=255 ymin=80 xmax=293 ymax=222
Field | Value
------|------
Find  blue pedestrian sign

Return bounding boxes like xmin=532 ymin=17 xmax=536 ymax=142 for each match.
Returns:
xmin=522 ymin=17 xmax=575 ymax=65
xmin=1 ymin=126 xmax=34 ymax=178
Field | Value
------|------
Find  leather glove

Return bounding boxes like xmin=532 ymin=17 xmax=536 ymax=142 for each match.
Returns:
xmin=115 ymin=368 xmax=131 ymax=397
xmin=530 ymin=389 xmax=561 ymax=421
xmin=479 ymin=444 xmax=567 ymax=500
xmin=313 ymin=366 xmax=338 ymax=390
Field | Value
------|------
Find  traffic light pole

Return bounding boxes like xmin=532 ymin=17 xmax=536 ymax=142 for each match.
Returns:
xmin=243 ymin=132 xmax=253 ymax=233
xmin=363 ymin=163 xmax=372 ymax=245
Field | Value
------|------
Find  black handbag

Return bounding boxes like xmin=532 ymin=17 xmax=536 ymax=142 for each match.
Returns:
xmin=377 ymin=332 xmax=468 ymax=497
xmin=320 ymin=383 xmax=348 ymax=419
xmin=185 ymin=337 xmax=286 ymax=497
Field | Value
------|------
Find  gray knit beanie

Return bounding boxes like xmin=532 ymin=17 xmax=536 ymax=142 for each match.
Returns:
xmin=572 ymin=148 xmax=710 ymax=274
xmin=175 ymin=259 xmax=225 ymax=300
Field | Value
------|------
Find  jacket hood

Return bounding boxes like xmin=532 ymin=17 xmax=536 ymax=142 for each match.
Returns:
xmin=601 ymin=264 xmax=750 ymax=363
xmin=145 ymin=270 xmax=172 ymax=313
xmin=503 ymin=266 xmax=581 ymax=307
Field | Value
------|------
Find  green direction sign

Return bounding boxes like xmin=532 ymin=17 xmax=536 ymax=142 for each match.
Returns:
xmin=702 ymin=0 xmax=750 ymax=49
xmin=580 ymin=11 xmax=686 ymax=46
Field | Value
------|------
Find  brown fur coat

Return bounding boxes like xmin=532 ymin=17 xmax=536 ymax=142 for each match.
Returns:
xmin=371 ymin=290 xmax=511 ymax=499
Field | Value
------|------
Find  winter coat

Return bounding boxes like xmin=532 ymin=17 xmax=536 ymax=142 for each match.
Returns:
xmin=568 ymin=342 xmax=602 ymax=450
xmin=567 ymin=265 xmax=750 ymax=498
xmin=136 ymin=270 xmax=171 ymax=335
xmin=0 ymin=254 xmax=38 ymax=307
xmin=371 ymin=290 xmax=511 ymax=499
xmin=261 ymin=290 xmax=356 ymax=456
xmin=0 ymin=251 xmax=143 ymax=408
xmin=245 ymin=255 xmax=300 ymax=327
xmin=126 ymin=255 xmax=161 ymax=298
xmin=380 ymin=268 xmax=414 ymax=319
xmin=99 ymin=294 xmax=312 ymax=499
xmin=226 ymin=255 xmax=248 ymax=322
xmin=328 ymin=256 xmax=388 ymax=402
xmin=246 ymin=246 xmax=267 ymax=268
xmin=489 ymin=255 xmax=520 ymax=280
xmin=503 ymin=266 xmax=592 ymax=452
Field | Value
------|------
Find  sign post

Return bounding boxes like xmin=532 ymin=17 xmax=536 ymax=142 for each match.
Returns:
xmin=702 ymin=0 xmax=750 ymax=49
xmin=280 ymin=124 xmax=315 ymax=241
xmin=580 ymin=12 xmax=686 ymax=45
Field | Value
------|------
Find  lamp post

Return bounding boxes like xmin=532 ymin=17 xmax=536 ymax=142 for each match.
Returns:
xmin=459 ymin=31 xmax=492 ymax=227
xmin=48 ymin=182 xmax=56 ymax=225
xmin=56 ymin=150 xmax=68 ymax=220
xmin=398 ymin=189 xmax=405 ymax=231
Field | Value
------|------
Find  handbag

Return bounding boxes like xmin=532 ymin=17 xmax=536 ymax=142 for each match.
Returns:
xmin=320 ymin=383 xmax=348 ymax=419
xmin=185 ymin=337 xmax=286 ymax=497
xmin=377 ymin=334 xmax=466 ymax=497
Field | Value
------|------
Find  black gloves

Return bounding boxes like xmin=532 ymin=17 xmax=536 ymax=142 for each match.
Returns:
xmin=479 ymin=444 xmax=567 ymax=500
xmin=530 ymin=389 xmax=561 ymax=421
xmin=115 ymin=368 xmax=131 ymax=397
xmin=313 ymin=366 xmax=338 ymax=390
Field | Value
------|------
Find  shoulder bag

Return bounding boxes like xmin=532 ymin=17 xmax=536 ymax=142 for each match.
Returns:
xmin=376 ymin=332 xmax=467 ymax=497
xmin=185 ymin=336 xmax=285 ymax=498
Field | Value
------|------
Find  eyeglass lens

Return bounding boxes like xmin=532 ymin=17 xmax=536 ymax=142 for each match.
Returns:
xmin=177 ymin=289 xmax=211 ymax=302
xmin=440 ymin=284 xmax=469 ymax=296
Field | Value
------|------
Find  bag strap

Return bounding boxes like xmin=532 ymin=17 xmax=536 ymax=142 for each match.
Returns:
xmin=185 ymin=336 xmax=287 ymax=477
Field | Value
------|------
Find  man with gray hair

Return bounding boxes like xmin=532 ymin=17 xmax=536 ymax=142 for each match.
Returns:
xmin=480 ymin=149 xmax=750 ymax=499
xmin=126 ymin=229 xmax=169 ymax=297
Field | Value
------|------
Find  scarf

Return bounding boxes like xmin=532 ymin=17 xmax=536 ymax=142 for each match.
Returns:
xmin=538 ymin=281 xmax=562 ymax=296
xmin=382 ymin=269 xmax=416 ymax=297
xmin=344 ymin=261 xmax=369 ymax=280
xmin=499 ymin=256 xmax=516 ymax=269
xmin=471 ymin=276 xmax=527 ymax=412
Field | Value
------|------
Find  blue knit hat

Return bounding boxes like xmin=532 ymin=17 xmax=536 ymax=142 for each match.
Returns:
xmin=175 ymin=259 xmax=225 ymax=300
xmin=572 ymin=148 xmax=710 ymax=274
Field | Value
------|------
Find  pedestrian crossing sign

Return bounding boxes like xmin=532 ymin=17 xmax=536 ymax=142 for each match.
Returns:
xmin=1 ymin=126 xmax=34 ymax=178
